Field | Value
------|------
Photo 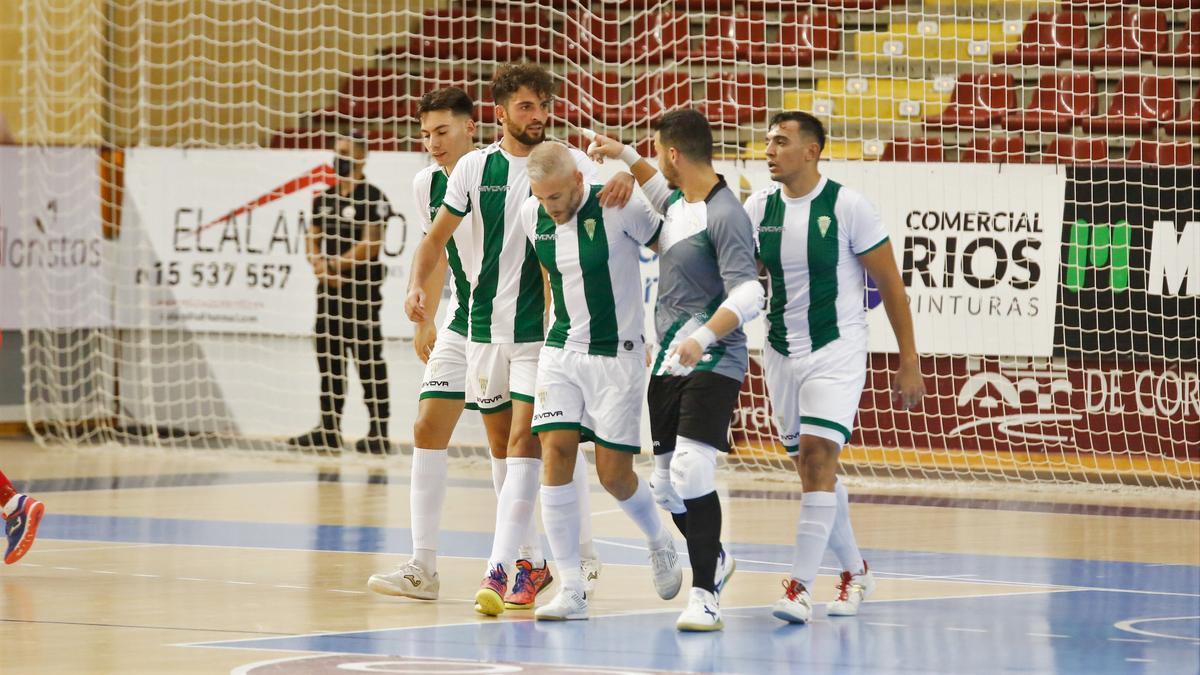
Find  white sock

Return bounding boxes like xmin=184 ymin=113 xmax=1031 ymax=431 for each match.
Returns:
xmin=618 ymin=477 xmax=670 ymax=549
xmin=519 ymin=502 xmax=545 ymax=564
xmin=490 ymin=456 xmax=507 ymax=499
xmin=410 ymin=448 xmax=448 ymax=573
xmin=488 ymin=457 xmax=541 ymax=574
xmin=574 ymin=447 xmax=597 ymax=559
xmin=791 ymin=491 xmax=838 ymax=590
xmin=654 ymin=451 xmax=673 ymax=472
xmin=541 ymin=482 xmax=583 ymax=593
xmin=2 ymin=494 xmax=23 ymax=518
xmin=829 ymin=478 xmax=865 ymax=575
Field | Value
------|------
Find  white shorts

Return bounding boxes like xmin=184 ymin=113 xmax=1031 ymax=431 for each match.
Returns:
xmin=419 ymin=328 xmax=475 ymax=410
xmin=465 ymin=341 xmax=542 ymax=414
xmin=532 ymin=346 xmax=645 ymax=453
xmin=763 ymin=335 xmax=868 ymax=452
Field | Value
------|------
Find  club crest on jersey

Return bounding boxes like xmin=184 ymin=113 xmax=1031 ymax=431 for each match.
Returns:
xmin=583 ymin=218 xmax=597 ymax=240
xmin=817 ymin=215 xmax=832 ymax=237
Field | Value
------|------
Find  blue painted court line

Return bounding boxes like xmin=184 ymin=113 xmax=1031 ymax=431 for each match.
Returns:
xmin=194 ymin=590 xmax=1200 ymax=674
xmin=20 ymin=471 xmax=1200 ymax=519
xmin=33 ymin=514 xmax=1200 ymax=595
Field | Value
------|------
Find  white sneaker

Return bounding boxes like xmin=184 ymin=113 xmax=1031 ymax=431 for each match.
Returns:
xmin=649 ymin=539 xmax=683 ymax=600
xmin=713 ymin=546 xmax=736 ymax=598
xmin=367 ymin=560 xmax=439 ymax=600
xmin=772 ymin=578 xmax=812 ymax=624
xmin=581 ymin=556 xmax=602 ymax=596
xmin=826 ymin=561 xmax=877 ymax=616
xmin=534 ymin=587 xmax=589 ymax=621
xmin=676 ymin=587 xmax=723 ymax=632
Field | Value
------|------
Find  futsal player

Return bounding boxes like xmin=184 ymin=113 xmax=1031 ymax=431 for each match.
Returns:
xmin=588 ymin=110 xmax=763 ymax=631
xmin=744 ymin=111 xmax=925 ymax=623
xmin=519 ymin=142 xmax=683 ymax=620
xmin=1 ymin=467 xmax=44 ymax=565
xmin=405 ymin=64 xmax=633 ymax=615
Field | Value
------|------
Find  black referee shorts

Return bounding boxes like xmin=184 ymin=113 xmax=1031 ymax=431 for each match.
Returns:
xmin=648 ymin=371 xmax=743 ymax=455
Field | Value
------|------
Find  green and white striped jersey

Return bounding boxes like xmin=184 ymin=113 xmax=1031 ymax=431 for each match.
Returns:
xmin=744 ymin=177 xmax=890 ymax=357
xmin=413 ymin=163 xmax=472 ymax=337
xmin=520 ymin=185 xmax=662 ymax=359
xmin=441 ymin=141 xmax=596 ymax=344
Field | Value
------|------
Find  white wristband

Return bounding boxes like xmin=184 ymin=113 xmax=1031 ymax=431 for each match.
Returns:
xmin=619 ymin=144 xmax=642 ymax=167
xmin=687 ymin=326 xmax=717 ymax=351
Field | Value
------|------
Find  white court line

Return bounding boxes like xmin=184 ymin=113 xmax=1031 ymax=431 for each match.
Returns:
xmin=1028 ymin=633 xmax=1070 ymax=639
xmin=945 ymin=627 xmax=988 ymax=633
xmin=1125 ymin=658 xmax=1156 ymax=663
xmin=866 ymin=622 xmax=906 ymax=628
xmin=91 ymin=570 xmax=117 ymax=575
xmin=329 ymin=589 xmax=365 ymax=594
xmin=29 ymin=542 xmax=164 ymax=555
xmin=1109 ymin=638 xmax=1151 ymax=644
xmin=177 ymin=577 xmax=209 ymax=582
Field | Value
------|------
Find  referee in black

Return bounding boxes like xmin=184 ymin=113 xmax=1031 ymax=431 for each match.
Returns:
xmin=289 ymin=131 xmax=393 ymax=455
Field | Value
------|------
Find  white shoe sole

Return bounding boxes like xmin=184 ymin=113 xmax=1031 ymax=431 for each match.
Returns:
xmin=367 ymin=576 xmax=438 ymax=601
xmin=826 ymin=600 xmax=861 ymax=616
xmin=535 ymin=609 xmax=589 ymax=621
xmin=772 ymin=603 xmax=811 ymax=624
xmin=677 ymin=618 xmax=724 ymax=632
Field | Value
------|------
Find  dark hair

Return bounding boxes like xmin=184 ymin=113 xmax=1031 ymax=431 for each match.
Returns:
xmin=768 ymin=111 xmax=826 ymax=151
xmin=491 ymin=62 xmax=556 ymax=107
xmin=342 ymin=128 xmax=369 ymax=151
xmin=417 ymin=87 xmax=475 ymax=119
xmin=654 ymin=109 xmax=713 ymax=164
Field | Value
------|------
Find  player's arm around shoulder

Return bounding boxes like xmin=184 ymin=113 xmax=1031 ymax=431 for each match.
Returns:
xmin=613 ymin=189 xmax=662 ymax=251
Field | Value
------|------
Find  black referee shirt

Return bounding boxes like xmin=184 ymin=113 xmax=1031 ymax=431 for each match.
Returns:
xmin=312 ymin=182 xmax=390 ymax=285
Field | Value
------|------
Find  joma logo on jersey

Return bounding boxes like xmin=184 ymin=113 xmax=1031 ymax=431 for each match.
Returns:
xmin=533 ymin=233 xmax=557 ymax=241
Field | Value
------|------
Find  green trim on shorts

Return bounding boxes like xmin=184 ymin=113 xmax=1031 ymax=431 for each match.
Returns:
xmin=477 ymin=400 xmax=513 ymax=415
xmin=419 ymin=391 xmax=465 ymax=402
xmin=800 ymin=416 xmax=852 ymax=444
xmin=511 ymin=391 xmax=534 ymax=404
xmin=465 ymin=402 xmax=479 ymax=411
xmin=532 ymin=422 xmax=582 ymax=435
xmin=784 ymin=444 xmax=800 ymax=455
xmin=583 ymin=425 xmax=641 ymax=454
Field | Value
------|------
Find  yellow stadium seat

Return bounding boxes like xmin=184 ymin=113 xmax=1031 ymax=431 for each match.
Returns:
xmin=782 ymin=78 xmax=952 ymax=124
xmin=743 ymin=140 xmax=867 ymax=161
xmin=856 ymin=22 xmax=1021 ymax=64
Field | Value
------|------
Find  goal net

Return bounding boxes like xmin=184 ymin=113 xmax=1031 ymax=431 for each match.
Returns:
xmin=14 ymin=0 xmax=1198 ymax=488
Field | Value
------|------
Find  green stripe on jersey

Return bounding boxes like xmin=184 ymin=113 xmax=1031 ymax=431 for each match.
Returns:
xmin=470 ymin=152 xmax=508 ymax=342
xmin=758 ymin=190 xmax=790 ymax=356
xmin=808 ymin=180 xmax=842 ymax=352
xmin=514 ymin=239 xmax=545 ymax=343
xmin=430 ymin=171 xmax=470 ymax=337
xmin=536 ymin=207 xmax=570 ymax=349
xmin=577 ymin=186 xmax=619 ymax=357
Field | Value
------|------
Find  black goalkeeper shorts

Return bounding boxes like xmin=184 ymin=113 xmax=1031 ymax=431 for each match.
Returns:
xmin=647 ymin=371 xmax=743 ymax=455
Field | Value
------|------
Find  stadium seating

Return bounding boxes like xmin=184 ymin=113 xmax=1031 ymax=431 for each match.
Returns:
xmin=269 ymin=128 xmax=335 ymax=150
xmin=1126 ymin=140 xmax=1196 ymax=166
xmin=1041 ymin=138 xmax=1110 ymax=164
xmin=313 ymin=69 xmax=406 ymax=123
xmin=924 ymin=74 xmax=1015 ymax=130
xmin=698 ymin=73 xmax=768 ymax=125
xmin=684 ymin=12 xmax=765 ymax=62
xmin=1081 ymin=75 xmax=1178 ymax=135
xmin=750 ymin=12 xmax=840 ymax=66
xmin=419 ymin=68 xmax=495 ymax=123
xmin=993 ymin=12 xmax=1089 ymax=66
xmin=960 ymin=136 xmax=1026 ymax=163
xmin=487 ymin=10 xmax=553 ymax=63
xmin=558 ymin=71 xmax=622 ymax=127
xmin=558 ymin=11 xmax=620 ymax=64
xmin=610 ymin=12 xmax=691 ymax=65
xmin=882 ymin=138 xmax=945 ymax=162
xmin=1154 ymin=13 xmax=1200 ymax=68
xmin=610 ymin=72 xmax=691 ymax=127
xmin=410 ymin=10 xmax=476 ymax=61
xmin=1071 ymin=10 xmax=1169 ymax=67
xmin=1169 ymin=94 xmax=1200 ymax=137
xmin=1003 ymin=73 xmax=1097 ymax=132
xmin=785 ymin=78 xmax=952 ymax=125
xmin=743 ymin=140 xmax=867 ymax=161
xmin=857 ymin=22 xmax=1020 ymax=65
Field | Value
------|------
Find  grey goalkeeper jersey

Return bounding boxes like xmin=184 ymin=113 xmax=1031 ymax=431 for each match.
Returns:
xmin=645 ymin=174 xmax=759 ymax=381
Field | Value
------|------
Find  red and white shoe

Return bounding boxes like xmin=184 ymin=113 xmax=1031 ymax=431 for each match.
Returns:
xmin=771 ymin=578 xmax=813 ymax=624
xmin=826 ymin=560 xmax=877 ymax=617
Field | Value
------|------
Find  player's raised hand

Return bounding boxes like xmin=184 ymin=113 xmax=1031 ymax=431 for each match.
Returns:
xmin=892 ymin=358 xmax=926 ymax=410
xmin=405 ymin=287 xmax=427 ymax=323
xmin=585 ymin=132 xmax=625 ymax=164
xmin=598 ymin=172 xmax=634 ymax=208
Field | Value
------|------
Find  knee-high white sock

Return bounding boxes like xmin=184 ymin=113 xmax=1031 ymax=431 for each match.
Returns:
xmin=490 ymin=456 xmax=507 ymax=499
xmin=574 ymin=447 xmax=597 ymax=559
xmin=791 ymin=491 xmax=838 ymax=590
xmin=618 ymin=476 xmax=671 ymax=549
xmin=488 ymin=457 xmax=541 ymax=574
xmin=410 ymin=448 xmax=449 ymax=573
xmin=541 ymin=482 xmax=583 ymax=593
xmin=828 ymin=478 xmax=865 ymax=575
xmin=519 ymin=499 xmax=545 ymax=563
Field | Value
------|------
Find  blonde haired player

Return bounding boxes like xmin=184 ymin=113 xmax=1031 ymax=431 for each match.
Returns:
xmin=745 ymin=111 xmax=925 ymax=623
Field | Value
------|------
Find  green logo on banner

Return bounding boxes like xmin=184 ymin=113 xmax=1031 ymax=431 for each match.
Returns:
xmin=1064 ymin=219 xmax=1130 ymax=292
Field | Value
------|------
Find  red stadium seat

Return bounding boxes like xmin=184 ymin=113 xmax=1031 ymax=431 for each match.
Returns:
xmin=418 ymin=68 xmax=495 ymax=123
xmin=411 ymin=10 xmax=478 ymax=61
xmin=674 ymin=0 xmax=789 ymax=10
xmin=993 ymin=12 xmax=1089 ymax=66
xmin=1041 ymin=138 xmax=1110 ymax=164
xmin=269 ymin=128 xmax=335 ymax=150
xmin=1071 ymin=10 xmax=1169 ymax=67
xmin=813 ymin=0 xmax=895 ymax=8
xmin=1080 ymin=75 xmax=1177 ymax=135
xmin=1003 ymin=74 xmax=1097 ymax=132
xmin=558 ymin=11 xmax=621 ymax=64
xmin=699 ymin=73 xmax=768 ymax=126
xmin=925 ymin=74 xmax=1015 ymax=130
xmin=602 ymin=12 xmax=690 ymax=64
xmin=364 ymin=130 xmax=415 ymax=153
xmin=751 ymin=12 xmax=840 ymax=66
xmin=684 ymin=12 xmax=766 ymax=62
xmin=603 ymin=72 xmax=691 ymax=127
xmin=1169 ymin=94 xmax=1200 ymax=137
xmin=882 ymin=138 xmax=944 ymax=162
xmin=487 ymin=10 xmax=553 ymax=63
xmin=313 ymin=70 xmax=407 ymax=123
xmin=1126 ymin=140 xmax=1195 ymax=166
xmin=557 ymin=71 xmax=621 ymax=127
xmin=960 ymin=136 xmax=1026 ymax=163
xmin=1155 ymin=14 xmax=1200 ymax=68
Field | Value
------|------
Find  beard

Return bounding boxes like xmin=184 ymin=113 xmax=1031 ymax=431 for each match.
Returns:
xmin=510 ymin=123 xmax=545 ymax=146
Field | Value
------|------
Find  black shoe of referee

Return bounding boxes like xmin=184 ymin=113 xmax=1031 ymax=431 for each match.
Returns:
xmin=353 ymin=436 xmax=394 ymax=456
xmin=288 ymin=427 xmax=343 ymax=455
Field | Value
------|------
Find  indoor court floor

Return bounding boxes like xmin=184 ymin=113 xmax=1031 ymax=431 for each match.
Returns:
xmin=1 ymin=438 xmax=1197 ymax=674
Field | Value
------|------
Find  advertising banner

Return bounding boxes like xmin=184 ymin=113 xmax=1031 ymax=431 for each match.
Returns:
xmin=116 ymin=148 xmax=428 ymax=336
xmin=1057 ymin=167 xmax=1198 ymax=361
